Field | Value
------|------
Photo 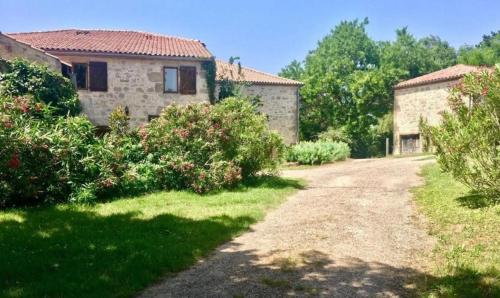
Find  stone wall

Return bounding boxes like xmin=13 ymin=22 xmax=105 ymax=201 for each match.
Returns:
xmin=240 ymin=84 xmax=299 ymax=144
xmin=393 ymin=79 xmax=460 ymax=154
xmin=54 ymin=54 xmax=210 ymax=126
xmin=0 ymin=33 xmax=62 ymax=71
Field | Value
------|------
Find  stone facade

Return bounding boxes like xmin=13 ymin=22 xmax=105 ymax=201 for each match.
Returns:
xmin=54 ymin=54 xmax=210 ymax=127
xmin=0 ymin=33 xmax=62 ymax=71
xmin=393 ymin=79 xmax=460 ymax=154
xmin=239 ymin=84 xmax=299 ymax=144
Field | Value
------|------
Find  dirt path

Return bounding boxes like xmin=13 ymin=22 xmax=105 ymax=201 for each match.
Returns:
xmin=140 ymin=156 xmax=435 ymax=297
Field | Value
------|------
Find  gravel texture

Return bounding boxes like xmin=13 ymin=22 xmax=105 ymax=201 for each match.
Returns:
xmin=140 ymin=156 xmax=435 ymax=297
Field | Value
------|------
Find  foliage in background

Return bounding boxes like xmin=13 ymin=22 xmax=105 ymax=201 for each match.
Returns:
xmin=458 ymin=31 xmax=500 ymax=66
xmin=421 ymin=66 xmax=500 ymax=199
xmin=280 ymin=19 xmax=458 ymax=157
xmin=287 ymin=141 xmax=350 ymax=165
xmin=0 ymin=58 xmax=80 ymax=116
xmin=278 ymin=60 xmax=304 ymax=81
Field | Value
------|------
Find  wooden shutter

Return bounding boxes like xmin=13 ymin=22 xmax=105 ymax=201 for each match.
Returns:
xmin=179 ymin=66 xmax=196 ymax=94
xmin=89 ymin=62 xmax=108 ymax=92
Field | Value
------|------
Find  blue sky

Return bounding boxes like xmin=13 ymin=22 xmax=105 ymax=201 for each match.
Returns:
xmin=1 ymin=0 xmax=499 ymax=74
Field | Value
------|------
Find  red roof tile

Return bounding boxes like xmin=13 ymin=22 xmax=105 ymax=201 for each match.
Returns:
xmin=394 ymin=64 xmax=485 ymax=89
xmin=7 ymin=29 xmax=213 ymax=59
xmin=216 ymin=60 xmax=302 ymax=86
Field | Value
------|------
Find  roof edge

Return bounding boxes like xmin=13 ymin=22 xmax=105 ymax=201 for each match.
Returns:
xmin=394 ymin=75 xmax=463 ymax=90
xmin=0 ymin=31 xmax=71 ymax=67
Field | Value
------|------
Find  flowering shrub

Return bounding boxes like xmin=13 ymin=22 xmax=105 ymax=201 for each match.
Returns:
xmin=0 ymin=94 xmax=284 ymax=206
xmin=0 ymin=95 xmax=104 ymax=206
xmin=421 ymin=66 xmax=500 ymax=198
xmin=0 ymin=58 xmax=80 ymax=116
xmin=144 ymin=98 xmax=284 ymax=192
xmin=287 ymin=141 xmax=350 ymax=165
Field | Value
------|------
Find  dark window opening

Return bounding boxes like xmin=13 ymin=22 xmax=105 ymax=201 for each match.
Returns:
xmin=148 ymin=115 xmax=159 ymax=122
xmin=179 ymin=66 xmax=196 ymax=94
xmin=89 ymin=61 xmax=108 ymax=92
xmin=73 ymin=63 xmax=87 ymax=89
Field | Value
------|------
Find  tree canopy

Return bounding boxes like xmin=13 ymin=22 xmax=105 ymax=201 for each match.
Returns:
xmin=458 ymin=31 xmax=500 ymax=66
xmin=279 ymin=19 xmax=462 ymax=156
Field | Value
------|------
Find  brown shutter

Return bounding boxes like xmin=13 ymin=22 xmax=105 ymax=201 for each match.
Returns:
xmin=179 ymin=66 xmax=196 ymax=94
xmin=89 ymin=62 xmax=108 ymax=92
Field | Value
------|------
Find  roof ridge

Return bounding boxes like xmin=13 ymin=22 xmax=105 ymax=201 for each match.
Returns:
xmin=7 ymin=28 xmax=203 ymax=43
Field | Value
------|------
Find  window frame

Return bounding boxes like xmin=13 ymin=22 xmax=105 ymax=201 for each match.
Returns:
xmin=179 ymin=66 xmax=197 ymax=95
xmin=163 ymin=66 xmax=179 ymax=93
xmin=88 ymin=61 xmax=108 ymax=92
xmin=72 ymin=62 xmax=89 ymax=90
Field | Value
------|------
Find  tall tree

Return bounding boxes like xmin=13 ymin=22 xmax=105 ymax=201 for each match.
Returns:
xmin=419 ymin=35 xmax=457 ymax=71
xmin=278 ymin=60 xmax=304 ymax=80
xmin=458 ymin=31 xmax=500 ymax=66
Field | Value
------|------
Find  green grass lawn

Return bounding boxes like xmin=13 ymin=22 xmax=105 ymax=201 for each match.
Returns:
xmin=0 ymin=177 xmax=302 ymax=298
xmin=413 ymin=164 xmax=500 ymax=297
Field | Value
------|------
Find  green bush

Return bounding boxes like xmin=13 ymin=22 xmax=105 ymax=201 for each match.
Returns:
xmin=287 ymin=141 xmax=350 ymax=165
xmin=0 ymin=58 xmax=80 ymax=116
xmin=422 ymin=65 xmax=500 ymax=199
xmin=143 ymin=97 xmax=284 ymax=193
xmin=0 ymin=95 xmax=110 ymax=206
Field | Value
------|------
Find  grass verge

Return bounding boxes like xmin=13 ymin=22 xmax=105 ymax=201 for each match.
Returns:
xmin=413 ymin=164 xmax=499 ymax=297
xmin=0 ymin=176 xmax=303 ymax=298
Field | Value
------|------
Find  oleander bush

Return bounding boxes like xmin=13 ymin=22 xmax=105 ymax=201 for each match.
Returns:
xmin=421 ymin=65 xmax=500 ymax=199
xmin=0 ymin=95 xmax=111 ymax=206
xmin=0 ymin=94 xmax=283 ymax=206
xmin=143 ymin=97 xmax=285 ymax=193
xmin=287 ymin=141 xmax=350 ymax=165
xmin=0 ymin=58 xmax=80 ymax=116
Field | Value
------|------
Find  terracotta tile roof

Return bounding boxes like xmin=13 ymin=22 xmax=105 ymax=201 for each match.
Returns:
xmin=216 ymin=60 xmax=303 ymax=86
xmin=394 ymin=64 xmax=485 ymax=89
xmin=7 ymin=29 xmax=213 ymax=59
xmin=0 ymin=32 xmax=72 ymax=66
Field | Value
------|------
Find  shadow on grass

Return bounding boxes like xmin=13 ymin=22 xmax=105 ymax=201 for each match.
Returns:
xmin=0 ymin=207 xmax=257 ymax=297
xmin=456 ymin=192 xmax=498 ymax=209
xmin=141 ymin=245 xmax=499 ymax=298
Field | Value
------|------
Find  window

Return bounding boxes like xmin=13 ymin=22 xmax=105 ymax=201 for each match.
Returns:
xmin=89 ymin=62 xmax=108 ymax=92
xmin=148 ymin=115 xmax=159 ymax=122
xmin=179 ymin=66 xmax=196 ymax=94
xmin=72 ymin=62 xmax=108 ymax=91
xmin=73 ymin=63 xmax=87 ymax=89
xmin=164 ymin=67 xmax=178 ymax=93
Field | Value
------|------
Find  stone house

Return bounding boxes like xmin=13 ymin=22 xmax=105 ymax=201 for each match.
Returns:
xmin=393 ymin=64 xmax=483 ymax=155
xmin=2 ymin=29 xmax=302 ymax=143
xmin=0 ymin=32 xmax=70 ymax=72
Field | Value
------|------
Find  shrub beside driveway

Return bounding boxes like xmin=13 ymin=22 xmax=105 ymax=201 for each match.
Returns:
xmin=413 ymin=164 xmax=500 ymax=297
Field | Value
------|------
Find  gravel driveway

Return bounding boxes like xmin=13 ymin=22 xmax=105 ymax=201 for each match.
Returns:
xmin=141 ymin=156 xmax=435 ymax=297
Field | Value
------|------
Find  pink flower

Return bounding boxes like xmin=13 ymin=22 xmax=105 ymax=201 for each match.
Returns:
xmin=7 ymin=153 xmax=20 ymax=169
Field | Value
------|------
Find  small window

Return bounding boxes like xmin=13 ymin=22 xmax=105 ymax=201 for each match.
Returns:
xmin=179 ymin=66 xmax=196 ymax=94
xmin=73 ymin=63 xmax=87 ymax=89
xmin=164 ymin=67 xmax=178 ymax=93
xmin=148 ymin=115 xmax=159 ymax=122
xmin=89 ymin=62 xmax=108 ymax=92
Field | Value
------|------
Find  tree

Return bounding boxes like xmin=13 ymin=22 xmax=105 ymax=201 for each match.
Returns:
xmin=278 ymin=60 xmax=304 ymax=80
xmin=458 ymin=31 xmax=500 ymax=66
xmin=299 ymin=18 xmax=380 ymax=142
xmin=419 ymin=35 xmax=457 ymax=71
xmin=380 ymin=28 xmax=456 ymax=79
